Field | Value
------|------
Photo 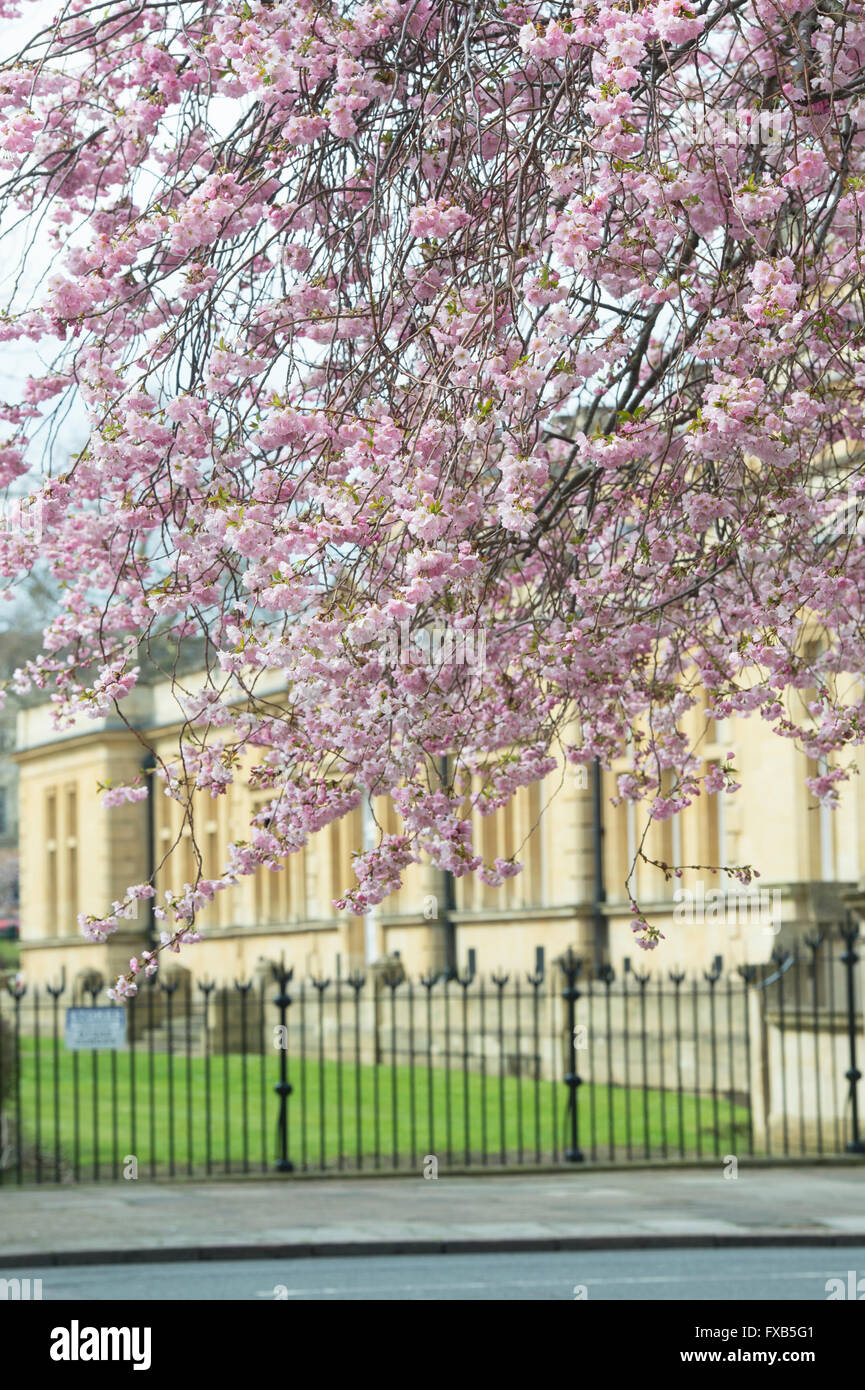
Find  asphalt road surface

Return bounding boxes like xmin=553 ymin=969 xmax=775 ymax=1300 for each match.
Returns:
xmin=13 ymin=1246 xmax=865 ymax=1301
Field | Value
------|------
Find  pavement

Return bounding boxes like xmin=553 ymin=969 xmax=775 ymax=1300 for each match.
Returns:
xmin=1 ymin=1163 xmax=864 ymax=1267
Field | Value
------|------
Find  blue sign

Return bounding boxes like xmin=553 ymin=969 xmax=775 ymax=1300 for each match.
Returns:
xmin=65 ymin=1007 xmax=127 ymax=1051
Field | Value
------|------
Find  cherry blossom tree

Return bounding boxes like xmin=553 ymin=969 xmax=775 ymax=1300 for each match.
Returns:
xmin=0 ymin=0 xmax=863 ymax=992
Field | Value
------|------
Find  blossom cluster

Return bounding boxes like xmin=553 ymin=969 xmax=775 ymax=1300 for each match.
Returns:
xmin=0 ymin=0 xmax=860 ymax=991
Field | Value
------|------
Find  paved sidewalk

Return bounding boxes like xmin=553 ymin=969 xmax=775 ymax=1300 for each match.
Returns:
xmin=1 ymin=1164 xmax=864 ymax=1265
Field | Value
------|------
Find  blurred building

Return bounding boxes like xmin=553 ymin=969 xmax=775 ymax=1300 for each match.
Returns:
xmin=0 ymin=699 xmax=18 ymax=918
xmin=0 ymin=626 xmax=56 ymax=925
xmin=12 ymin=671 xmax=860 ymax=989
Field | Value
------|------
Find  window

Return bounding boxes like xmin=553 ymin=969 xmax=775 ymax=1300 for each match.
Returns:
xmin=705 ymin=763 xmax=724 ymax=868
xmin=207 ymin=823 xmax=220 ymax=926
xmin=253 ymin=797 xmax=291 ymax=924
xmin=46 ymin=789 xmax=58 ymax=931
xmin=66 ymin=786 xmax=78 ymax=931
xmin=807 ymin=756 xmax=836 ymax=880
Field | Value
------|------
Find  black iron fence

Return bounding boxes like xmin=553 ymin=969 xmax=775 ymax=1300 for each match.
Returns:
xmin=0 ymin=923 xmax=863 ymax=1183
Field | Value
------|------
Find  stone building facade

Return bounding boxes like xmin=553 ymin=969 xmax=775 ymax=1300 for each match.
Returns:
xmin=13 ymin=673 xmax=862 ymax=989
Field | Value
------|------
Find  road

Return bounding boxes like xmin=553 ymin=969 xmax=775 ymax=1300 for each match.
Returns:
xmin=12 ymin=1246 xmax=865 ymax=1301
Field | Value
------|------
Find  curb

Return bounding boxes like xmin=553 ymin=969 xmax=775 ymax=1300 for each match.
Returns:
xmin=2 ymin=1230 xmax=865 ymax=1268
xmin=3 ymin=1153 xmax=864 ymax=1191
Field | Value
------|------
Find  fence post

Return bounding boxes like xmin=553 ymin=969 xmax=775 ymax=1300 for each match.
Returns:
xmin=8 ymin=977 xmax=24 ymax=1184
xmin=840 ymin=916 xmax=864 ymax=1154
xmin=0 ymin=977 xmax=23 ymax=1182
xmin=272 ymin=962 xmax=294 ymax=1172
xmin=559 ymin=947 xmax=584 ymax=1163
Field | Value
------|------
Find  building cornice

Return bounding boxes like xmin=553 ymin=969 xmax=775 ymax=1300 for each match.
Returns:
xmin=446 ymin=904 xmax=593 ymax=924
xmin=19 ymin=926 xmax=147 ymax=950
xmin=13 ymin=727 xmax=146 ymax=765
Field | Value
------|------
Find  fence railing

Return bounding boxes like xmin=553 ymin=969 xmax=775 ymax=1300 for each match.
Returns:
xmin=0 ymin=923 xmax=863 ymax=1183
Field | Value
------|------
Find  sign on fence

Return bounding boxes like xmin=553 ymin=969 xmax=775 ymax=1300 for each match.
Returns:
xmin=64 ymin=1007 xmax=127 ymax=1051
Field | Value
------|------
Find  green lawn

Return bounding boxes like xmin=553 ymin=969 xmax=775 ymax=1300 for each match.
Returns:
xmin=0 ymin=940 xmax=19 ymax=970
xmin=4 ymin=1037 xmax=750 ymax=1179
